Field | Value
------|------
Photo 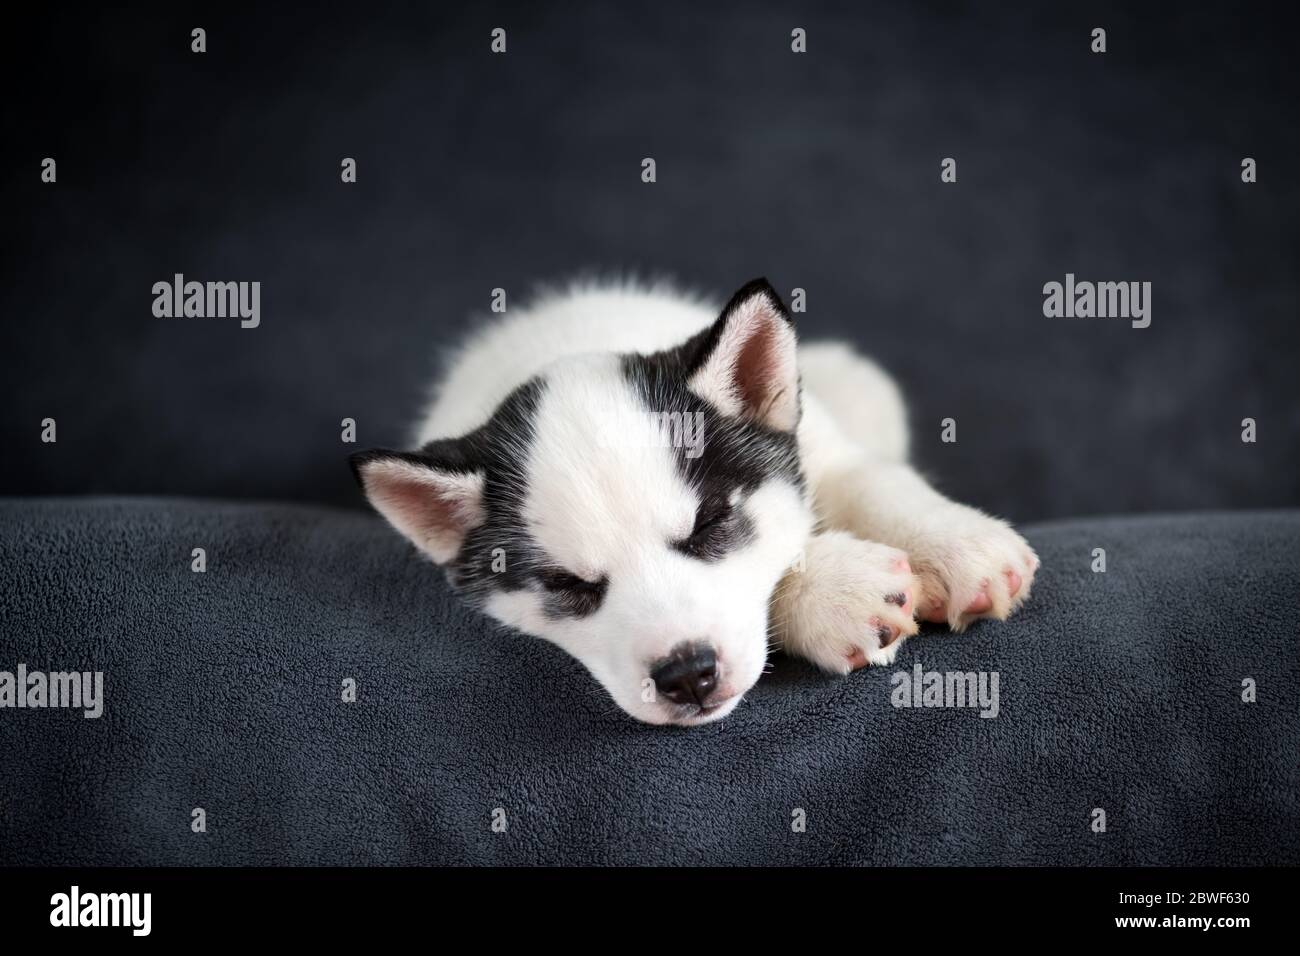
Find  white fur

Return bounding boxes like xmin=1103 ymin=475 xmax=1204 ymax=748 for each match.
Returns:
xmin=418 ymin=281 xmax=715 ymax=443
xmin=407 ymin=282 xmax=1038 ymax=725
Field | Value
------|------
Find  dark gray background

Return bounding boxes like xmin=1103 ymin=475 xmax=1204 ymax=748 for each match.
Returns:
xmin=5 ymin=1 xmax=1298 ymax=523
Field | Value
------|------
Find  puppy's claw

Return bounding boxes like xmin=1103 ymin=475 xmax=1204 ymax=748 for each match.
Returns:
xmin=1005 ymin=567 xmax=1023 ymax=598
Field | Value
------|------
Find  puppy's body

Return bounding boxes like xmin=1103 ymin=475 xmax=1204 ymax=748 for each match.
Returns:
xmin=356 ymin=279 xmax=1038 ymax=725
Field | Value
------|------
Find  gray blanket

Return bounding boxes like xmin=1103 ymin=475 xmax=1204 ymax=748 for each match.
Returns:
xmin=1 ymin=498 xmax=1296 ymax=865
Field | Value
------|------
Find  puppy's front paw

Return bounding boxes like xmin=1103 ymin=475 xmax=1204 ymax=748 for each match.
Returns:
xmin=906 ymin=507 xmax=1039 ymax=632
xmin=775 ymin=531 xmax=920 ymax=674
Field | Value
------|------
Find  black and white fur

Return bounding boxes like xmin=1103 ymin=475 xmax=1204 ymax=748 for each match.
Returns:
xmin=352 ymin=278 xmax=1038 ymax=726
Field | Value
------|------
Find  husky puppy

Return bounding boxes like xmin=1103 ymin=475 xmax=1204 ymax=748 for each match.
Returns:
xmin=352 ymin=279 xmax=1038 ymax=726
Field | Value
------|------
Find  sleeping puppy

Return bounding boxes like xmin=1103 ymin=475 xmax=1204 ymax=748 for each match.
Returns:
xmin=351 ymin=278 xmax=1038 ymax=725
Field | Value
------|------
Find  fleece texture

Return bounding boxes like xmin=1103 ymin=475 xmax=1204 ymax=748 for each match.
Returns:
xmin=0 ymin=498 xmax=1296 ymax=865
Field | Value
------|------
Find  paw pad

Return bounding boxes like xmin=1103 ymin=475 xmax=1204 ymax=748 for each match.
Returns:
xmin=964 ymin=585 xmax=992 ymax=615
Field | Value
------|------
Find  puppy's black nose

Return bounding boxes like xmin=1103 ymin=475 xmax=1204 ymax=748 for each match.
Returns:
xmin=650 ymin=644 xmax=718 ymax=707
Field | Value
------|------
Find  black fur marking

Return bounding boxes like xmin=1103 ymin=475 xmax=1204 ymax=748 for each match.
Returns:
xmin=431 ymin=379 xmax=559 ymax=605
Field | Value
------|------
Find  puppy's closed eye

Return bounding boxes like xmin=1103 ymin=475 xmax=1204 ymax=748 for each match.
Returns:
xmin=538 ymin=567 xmax=608 ymax=617
xmin=676 ymin=499 xmax=737 ymax=560
xmin=539 ymin=568 xmax=598 ymax=593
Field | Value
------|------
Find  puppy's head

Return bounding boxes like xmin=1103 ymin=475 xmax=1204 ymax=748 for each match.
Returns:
xmin=352 ymin=278 xmax=813 ymax=725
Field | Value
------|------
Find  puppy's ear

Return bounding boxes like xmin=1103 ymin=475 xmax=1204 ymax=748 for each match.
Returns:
xmin=686 ymin=277 xmax=800 ymax=432
xmin=349 ymin=449 xmax=485 ymax=564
